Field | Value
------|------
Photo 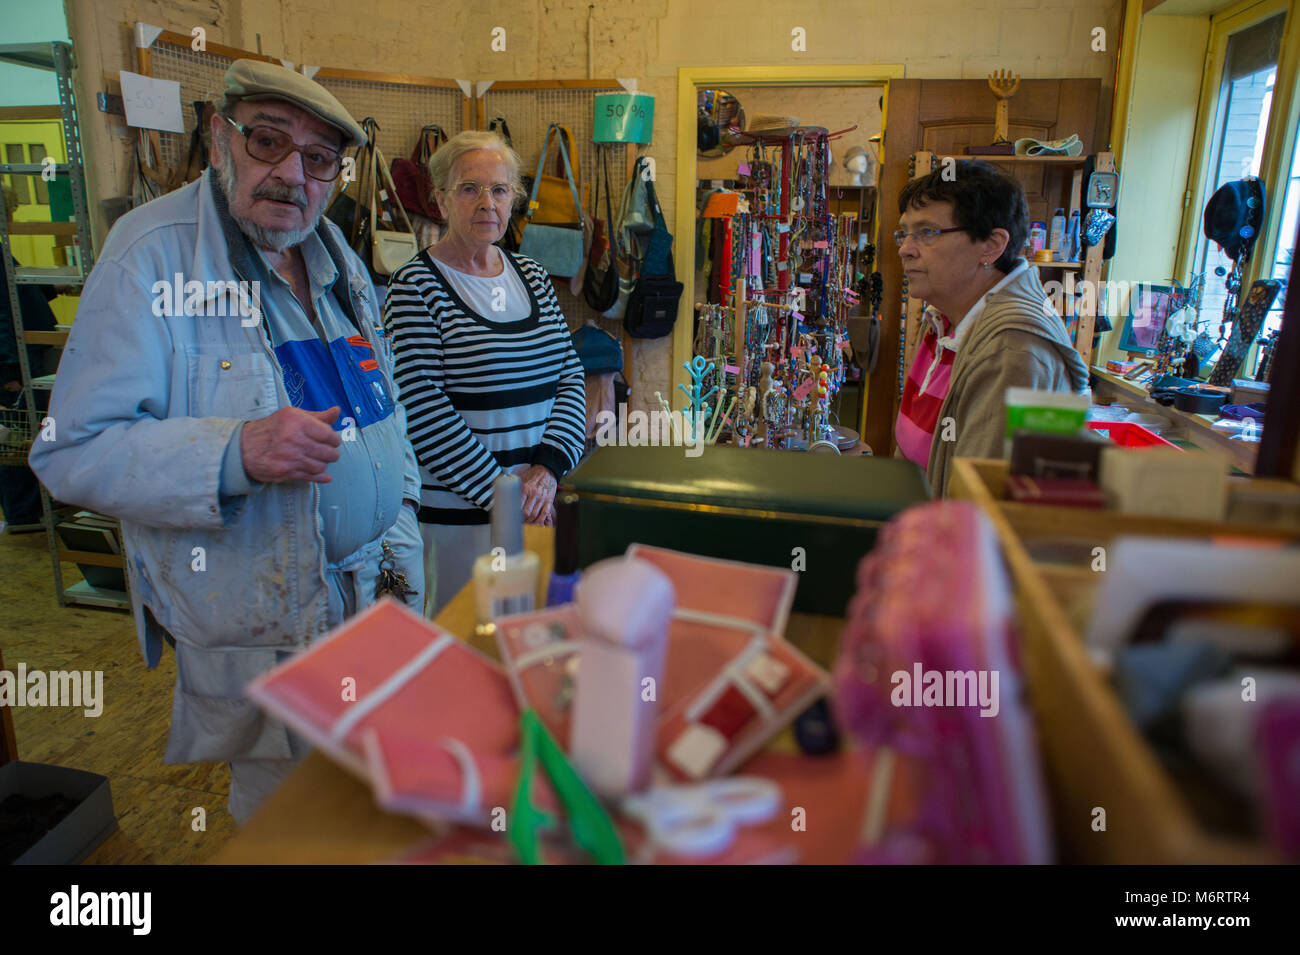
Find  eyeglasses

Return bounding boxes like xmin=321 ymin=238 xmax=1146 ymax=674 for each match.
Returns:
xmin=893 ymin=226 xmax=967 ymax=247
xmin=225 ymin=118 xmax=344 ymax=182
xmin=450 ymin=181 xmax=515 ymax=203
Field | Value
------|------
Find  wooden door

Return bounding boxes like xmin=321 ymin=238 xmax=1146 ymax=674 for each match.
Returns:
xmin=870 ymin=78 xmax=1103 ymax=455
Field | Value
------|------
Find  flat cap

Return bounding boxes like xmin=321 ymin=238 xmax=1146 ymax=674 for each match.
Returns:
xmin=223 ymin=59 xmax=366 ymax=149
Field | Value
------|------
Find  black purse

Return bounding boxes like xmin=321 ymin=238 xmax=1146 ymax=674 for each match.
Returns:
xmin=584 ymin=151 xmax=620 ymax=312
xmin=624 ymin=165 xmax=682 ymax=339
xmin=625 ymin=268 xmax=684 ymax=339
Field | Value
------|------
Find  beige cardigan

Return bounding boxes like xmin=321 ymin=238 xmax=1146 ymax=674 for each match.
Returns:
xmin=926 ymin=262 xmax=1089 ymax=495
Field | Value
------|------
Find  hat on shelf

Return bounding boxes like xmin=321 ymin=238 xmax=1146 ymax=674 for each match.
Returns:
xmin=222 ymin=59 xmax=367 ymax=149
xmin=1202 ymin=176 xmax=1266 ymax=262
xmin=749 ymin=114 xmax=801 ymax=133
xmin=1013 ymin=134 xmax=1082 ymax=157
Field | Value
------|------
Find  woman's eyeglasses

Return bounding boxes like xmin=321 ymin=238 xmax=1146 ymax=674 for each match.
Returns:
xmin=451 ymin=181 xmax=515 ymax=203
xmin=893 ymin=226 xmax=967 ymax=247
xmin=225 ymin=118 xmax=344 ymax=182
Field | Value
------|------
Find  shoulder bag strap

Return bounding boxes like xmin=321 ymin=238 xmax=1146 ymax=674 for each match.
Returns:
xmin=552 ymin=127 xmax=583 ymax=225
xmin=375 ymin=147 xmax=416 ymax=235
xmin=488 ymin=116 xmax=513 ymax=146
xmin=526 ymin=124 xmax=559 ymax=218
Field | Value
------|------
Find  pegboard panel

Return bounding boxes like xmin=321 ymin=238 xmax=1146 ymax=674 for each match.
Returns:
xmin=315 ymin=75 xmax=465 ymax=162
xmin=141 ymin=33 xmax=467 ymax=176
xmin=143 ymin=36 xmax=255 ymax=170
xmin=481 ymin=84 xmax=631 ymax=341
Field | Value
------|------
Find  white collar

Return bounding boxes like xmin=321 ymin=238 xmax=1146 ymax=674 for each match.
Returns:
xmin=915 ymin=260 xmax=1029 ymax=397
xmin=938 ymin=258 xmax=1029 ymax=353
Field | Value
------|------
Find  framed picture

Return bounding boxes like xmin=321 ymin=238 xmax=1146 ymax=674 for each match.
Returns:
xmin=1118 ymin=284 xmax=1179 ymax=356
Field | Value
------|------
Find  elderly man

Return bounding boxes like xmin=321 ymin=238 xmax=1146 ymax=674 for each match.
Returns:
xmin=30 ymin=61 xmax=424 ymax=823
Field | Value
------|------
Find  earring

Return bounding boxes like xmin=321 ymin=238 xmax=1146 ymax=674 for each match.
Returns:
xmin=982 ymin=262 xmax=992 ymax=270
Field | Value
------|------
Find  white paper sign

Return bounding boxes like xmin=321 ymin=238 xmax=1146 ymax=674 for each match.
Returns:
xmin=119 ymin=71 xmax=185 ymax=133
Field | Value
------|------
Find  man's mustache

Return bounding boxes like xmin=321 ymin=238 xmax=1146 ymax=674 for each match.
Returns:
xmin=252 ymin=184 xmax=308 ymax=209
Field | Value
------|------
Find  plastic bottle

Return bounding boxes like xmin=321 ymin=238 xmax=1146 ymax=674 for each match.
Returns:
xmin=545 ymin=492 xmax=582 ymax=607
xmin=1065 ymin=210 xmax=1081 ymax=263
xmin=471 ymin=473 xmax=540 ymax=633
xmin=1048 ymin=209 xmax=1066 ymax=261
xmin=1029 ymin=221 xmax=1047 ymax=253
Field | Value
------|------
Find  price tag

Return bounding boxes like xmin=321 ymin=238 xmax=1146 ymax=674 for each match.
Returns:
xmin=813 ymin=240 xmax=829 ymax=249
xmin=791 ymin=310 xmax=804 ymax=322
xmin=737 ymin=162 xmax=752 ymax=176
xmin=776 ymin=260 xmax=789 ymax=272
xmin=799 ymin=273 xmax=814 ymax=284
xmin=790 ymin=346 xmax=804 ymax=359
xmin=119 ymin=70 xmax=185 ymax=133
xmin=776 ymin=222 xmax=790 ymax=234
xmin=793 ymin=379 xmax=815 ymax=402
xmin=724 ymin=364 xmax=740 ymax=374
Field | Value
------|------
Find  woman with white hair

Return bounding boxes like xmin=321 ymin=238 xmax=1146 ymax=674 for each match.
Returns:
xmin=383 ymin=130 xmax=586 ymax=615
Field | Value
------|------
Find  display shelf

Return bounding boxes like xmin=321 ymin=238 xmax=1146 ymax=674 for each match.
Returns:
xmin=14 ymin=265 xmax=84 ymax=285
xmin=1091 ymin=366 xmax=1258 ymax=474
xmin=938 ymin=154 xmax=1088 ymax=165
xmin=62 ymin=581 xmax=131 ymax=611
xmin=0 ymin=40 xmax=107 ymax=613
xmin=21 ymin=330 xmax=68 ymax=346
xmin=950 ymin=456 xmax=1289 ymax=864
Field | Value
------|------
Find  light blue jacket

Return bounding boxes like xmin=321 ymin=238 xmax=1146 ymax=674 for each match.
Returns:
xmin=29 ymin=171 xmax=423 ymax=764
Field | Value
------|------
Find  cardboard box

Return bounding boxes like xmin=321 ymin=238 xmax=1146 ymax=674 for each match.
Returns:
xmin=0 ymin=761 xmax=116 ymax=864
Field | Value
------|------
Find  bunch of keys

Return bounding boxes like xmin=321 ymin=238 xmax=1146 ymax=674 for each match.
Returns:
xmin=374 ymin=540 xmax=416 ymax=602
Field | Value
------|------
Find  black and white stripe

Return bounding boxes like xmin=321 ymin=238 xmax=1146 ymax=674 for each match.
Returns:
xmin=382 ymin=250 xmax=586 ymax=524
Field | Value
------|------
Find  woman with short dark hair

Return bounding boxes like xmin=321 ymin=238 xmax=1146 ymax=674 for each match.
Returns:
xmin=894 ymin=159 xmax=1087 ymax=494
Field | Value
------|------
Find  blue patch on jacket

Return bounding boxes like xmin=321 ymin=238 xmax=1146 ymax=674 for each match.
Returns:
xmin=274 ymin=334 xmax=394 ymax=428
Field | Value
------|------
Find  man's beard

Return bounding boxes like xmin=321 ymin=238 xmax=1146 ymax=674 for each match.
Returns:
xmin=215 ymin=136 xmax=329 ymax=253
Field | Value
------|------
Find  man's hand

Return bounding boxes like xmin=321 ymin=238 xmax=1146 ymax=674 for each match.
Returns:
xmin=240 ymin=406 xmax=342 ymax=484
xmin=520 ymin=464 xmax=557 ymax=525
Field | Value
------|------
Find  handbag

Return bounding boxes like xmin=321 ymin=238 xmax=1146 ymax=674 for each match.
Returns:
xmin=583 ymin=150 xmax=620 ymax=312
xmin=519 ymin=126 xmax=585 ymax=278
xmin=571 ymin=321 xmax=623 ymax=376
xmin=624 ymin=164 xmax=682 ymax=339
xmin=369 ymin=138 xmax=419 ymax=276
xmin=391 ymin=124 xmax=447 ymax=222
xmin=326 ymin=117 xmax=379 ymax=259
xmin=531 ymin=124 xmax=583 ymax=225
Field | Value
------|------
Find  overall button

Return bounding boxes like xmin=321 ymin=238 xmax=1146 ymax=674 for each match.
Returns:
xmin=220 ymin=360 xmax=232 ymax=370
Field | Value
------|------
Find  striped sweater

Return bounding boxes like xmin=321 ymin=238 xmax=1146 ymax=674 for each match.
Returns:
xmin=382 ymin=249 xmax=586 ymax=525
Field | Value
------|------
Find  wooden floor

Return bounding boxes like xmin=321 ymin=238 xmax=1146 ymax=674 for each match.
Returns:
xmin=0 ymin=528 xmax=238 ymax=863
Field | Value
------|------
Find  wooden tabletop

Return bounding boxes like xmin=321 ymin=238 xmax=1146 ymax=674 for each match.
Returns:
xmin=211 ymin=527 xmax=855 ymax=864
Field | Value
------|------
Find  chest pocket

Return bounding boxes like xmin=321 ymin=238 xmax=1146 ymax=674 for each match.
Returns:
xmin=187 ymin=347 xmax=278 ymax=420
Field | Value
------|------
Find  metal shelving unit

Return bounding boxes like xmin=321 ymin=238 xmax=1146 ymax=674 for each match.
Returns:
xmin=1 ymin=41 xmax=129 ymax=611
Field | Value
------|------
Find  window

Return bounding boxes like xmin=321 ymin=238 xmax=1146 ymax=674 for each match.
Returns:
xmin=1188 ymin=11 xmax=1286 ymax=357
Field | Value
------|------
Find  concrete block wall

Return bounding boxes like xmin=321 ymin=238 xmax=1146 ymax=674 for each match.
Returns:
xmin=66 ymin=0 xmax=1122 ymax=412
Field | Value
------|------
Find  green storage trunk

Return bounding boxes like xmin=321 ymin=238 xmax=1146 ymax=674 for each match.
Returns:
xmin=561 ymin=445 xmax=930 ymax=615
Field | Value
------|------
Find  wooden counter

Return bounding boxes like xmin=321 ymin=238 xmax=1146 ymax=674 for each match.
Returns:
xmin=211 ymin=527 xmax=860 ymax=864
xmin=1090 ymin=366 xmax=1257 ymax=474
